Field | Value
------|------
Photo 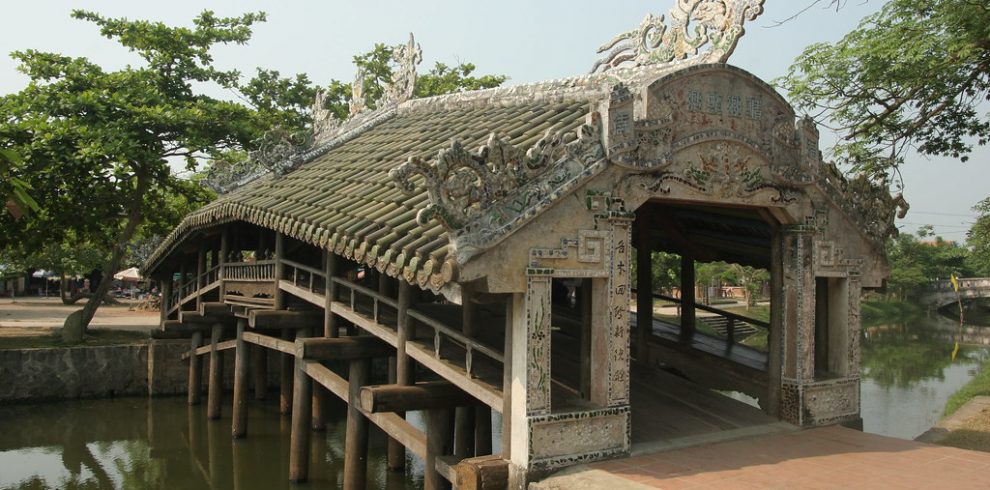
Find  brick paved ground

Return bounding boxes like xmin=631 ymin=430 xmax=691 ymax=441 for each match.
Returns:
xmin=537 ymin=426 xmax=990 ymax=489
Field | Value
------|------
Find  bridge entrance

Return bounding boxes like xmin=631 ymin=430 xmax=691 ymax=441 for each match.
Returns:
xmin=624 ymin=199 xmax=783 ymax=445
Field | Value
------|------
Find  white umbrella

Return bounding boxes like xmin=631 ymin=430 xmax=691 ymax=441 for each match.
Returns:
xmin=113 ymin=267 xmax=142 ymax=281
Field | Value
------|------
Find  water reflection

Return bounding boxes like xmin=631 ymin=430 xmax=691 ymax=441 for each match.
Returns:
xmin=860 ymin=311 xmax=989 ymax=439
xmin=0 ymin=397 xmax=427 ymax=490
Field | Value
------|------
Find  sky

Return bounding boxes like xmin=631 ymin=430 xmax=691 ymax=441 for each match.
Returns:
xmin=1 ymin=0 xmax=986 ymax=241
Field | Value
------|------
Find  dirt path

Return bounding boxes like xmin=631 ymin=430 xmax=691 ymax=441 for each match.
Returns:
xmin=918 ymin=397 xmax=990 ymax=452
xmin=0 ymin=298 xmax=159 ymax=336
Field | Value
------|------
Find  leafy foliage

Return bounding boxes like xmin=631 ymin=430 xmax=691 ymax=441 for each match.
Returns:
xmin=778 ymin=0 xmax=990 ymax=177
xmin=885 ymin=230 xmax=972 ymax=299
xmin=967 ymin=197 xmax=990 ymax=275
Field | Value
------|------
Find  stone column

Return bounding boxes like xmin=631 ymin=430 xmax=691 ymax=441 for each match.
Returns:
xmin=590 ymin=215 xmax=633 ymax=408
xmin=779 ymin=225 xmax=816 ymax=425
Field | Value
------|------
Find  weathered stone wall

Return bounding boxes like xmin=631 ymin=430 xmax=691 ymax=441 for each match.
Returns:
xmin=0 ymin=340 xmax=192 ymax=404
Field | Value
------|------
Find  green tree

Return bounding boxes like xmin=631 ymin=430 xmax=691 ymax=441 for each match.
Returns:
xmin=778 ymin=0 xmax=990 ymax=177
xmin=0 ymin=10 xmax=266 ymax=331
xmin=886 ymin=230 xmax=972 ymax=299
xmin=0 ymin=148 xmax=38 ymax=219
xmin=967 ymin=197 xmax=990 ymax=276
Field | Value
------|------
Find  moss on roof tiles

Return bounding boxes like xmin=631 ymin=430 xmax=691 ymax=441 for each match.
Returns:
xmin=147 ymin=101 xmax=591 ymax=289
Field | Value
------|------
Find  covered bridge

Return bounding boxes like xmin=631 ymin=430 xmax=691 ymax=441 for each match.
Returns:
xmin=144 ymin=2 xmax=905 ymax=488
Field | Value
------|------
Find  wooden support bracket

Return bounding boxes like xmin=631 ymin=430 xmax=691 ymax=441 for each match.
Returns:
xmin=297 ymin=336 xmax=394 ymax=361
xmin=248 ymin=309 xmax=322 ymax=330
xmin=360 ymin=382 xmax=485 ymax=414
xmin=452 ymin=455 xmax=509 ymax=490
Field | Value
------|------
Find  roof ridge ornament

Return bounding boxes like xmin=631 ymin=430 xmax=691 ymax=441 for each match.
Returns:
xmin=591 ymin=0 xmax=765 ymax=73
xmin=390 ymin=112 xmax=605 ymax=244
xmin=381 ymin=33 xmax=423 ymax=107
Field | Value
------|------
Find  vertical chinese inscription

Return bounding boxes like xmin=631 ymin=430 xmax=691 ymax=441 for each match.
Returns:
xmin=526 ymin=274 xmax=552 ymax=414
xmin=606 ymin=221 xmax=632 ymax=406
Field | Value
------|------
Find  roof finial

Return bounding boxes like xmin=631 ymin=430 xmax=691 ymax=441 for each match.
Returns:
xmin=382 ymin=33 xmax=423 ymax=107
xmin=591 ymin=0 xmax=765 ymax=73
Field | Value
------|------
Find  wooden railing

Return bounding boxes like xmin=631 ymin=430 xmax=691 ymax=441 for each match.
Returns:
xmin=281 ymin=259 xmax=327 ymax=296
xmin=635 ymin=290 xmax=769 ymax=346
xmin=224 ymin=260 xmax=276 ymax=281
xmin=407 ymin=308 xmax=504 ymax=378
xmin=331 ymin=277 xmax=396 ymax=325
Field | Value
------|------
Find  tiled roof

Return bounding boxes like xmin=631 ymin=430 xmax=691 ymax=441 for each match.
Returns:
xmin=146 ymin=101 xmax=591 ymax=289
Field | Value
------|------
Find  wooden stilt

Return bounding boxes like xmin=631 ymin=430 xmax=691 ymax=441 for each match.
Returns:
xmin=280 ymin=328 xmax=294 ymax=415
xmin=386 ymin=355 xmax=404 ymax=470
xmin=342 ymin=358 xmax=371 ymax=490
xmin=475 ymin=407 xmax=492 ymax=456
xmin=207 ymin=323 xmax=223 ymax=420
xmin=252 ymin=345 xmax=267 ymax=401
xmin=188 ymin=331 xmax=203 ymax=405
xmin=425 ymin=408 xmax=454 ymax=490
xmin=232 ymin=318 xmax=249 ymax=438
xmin=289 ymin=334 xmax=313 ymax=482
xmin=454 ymin=407 xmax=476 ymax=459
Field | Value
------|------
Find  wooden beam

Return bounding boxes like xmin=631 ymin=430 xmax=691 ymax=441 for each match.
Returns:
xmin=361 ymin=382 xmax=484 ymax=414
xmin=179 ymin=311 xmax=235 ymax=325
xmin=453 ymin=455 xmax=509 ymax=490
xmin=242 ymin=331 xmax=295 ymax=355
xmin=164 ymin=320 xmax=211 ymax=335
xmin=199 ymin=302 xmax=231 ymax=317
xmin=181 ymin=340 xmax=235 ymax=360
xmin=298 ymin=336 xmax=394 ymax=361
xmin=248 ymin=309 xmax=322 ymax=330
xmin=303 ymin=361 xmax=426 ymax=459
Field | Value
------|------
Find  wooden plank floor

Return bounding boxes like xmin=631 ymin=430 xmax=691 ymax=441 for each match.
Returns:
xmin=628 ymin=365 xmax=776 ymax=443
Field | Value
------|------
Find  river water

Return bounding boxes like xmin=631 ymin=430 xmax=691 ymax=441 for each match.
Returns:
xmin=0 ymin=313 xmax=986 ymax=489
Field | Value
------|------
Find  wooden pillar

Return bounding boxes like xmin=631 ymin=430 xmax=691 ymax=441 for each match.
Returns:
xmin=475 ymin=407 xmax=493 ymax=456
xmin=289 ymin=333 xmax=313 ymax=482
xmin=274 ymin=232 xmax=285 ymax=310
xmin=325 ymin=252 xmax=339 ymax=337
xmin=501 ymin=295 xmax=515 ymax=461
xmin=161 ymin=277 xmax=172 ymax=322
xmin=252 ymin=345 xmax=267 ymax=401
xmin=342 ymin=358 xmax=371 ymax=490
xmin=636 ymin=233 xmax=652 ymax=365
xmin=232 ymin=318 xmax=250 ymax=438
xmin=680 ymin=254 xmax=696 ymax=341
xmin=280 ymin=328 xmax=295 ymax=415
xmin=207 ymin=323 xmax=223 ymax=420
xmin=219 ymin=227 xmax=229 ymax=302
xmin=379 ymin=273 xmax=404 ymax=471
xmin=188 ymin=331 xmax=203 ymax=405
xmin=196 ymin=243 xmax=206 ymax=310
xmin=455 ymin=288 xmax=477 ymax=459
xmin=425 ymin=408 xmax=454 ymax=490
xmin=179 ymin=260 xmax=188 ymax=309
xmin=396 ymin=281 xmax=412 ymax=385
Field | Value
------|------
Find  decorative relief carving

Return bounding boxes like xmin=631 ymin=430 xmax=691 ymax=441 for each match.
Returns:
xmin=349 ymin=67 xmax=367 ymax=117
xmin=390 ymin=113 xmax=607 ymax=260
xmin=526 ymin=275 xmax=552 ymax=414
xmin=529 ymin=230 xmax=611 ymax=276
xmin=381 ymin=33 xmax=422 ymax=108
xmin=606 ymin=220 xmax=632 ymax=406
xmin=592 ymin=0 xmax=765 ymax=73
xmin=312 ymin=88 xmax=342 ymax=146
xmin=249 ymin=129 xmax=311 ymax=176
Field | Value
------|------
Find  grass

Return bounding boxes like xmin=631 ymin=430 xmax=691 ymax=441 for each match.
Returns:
xmin=0 ymin=329 xmax=149 ymax=350
xmin=945 ymin=361 xmax=990 ymax=416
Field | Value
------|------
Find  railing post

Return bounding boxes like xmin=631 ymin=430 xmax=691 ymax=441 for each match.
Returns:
xmin=726 ymin=317 xmax=736 ymax=346
xmin=274 ymin=233 xmax=285 ymax=310
xmin=161 ymin=277 xmax=172 ymax=323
